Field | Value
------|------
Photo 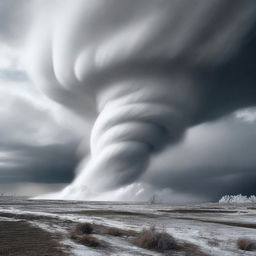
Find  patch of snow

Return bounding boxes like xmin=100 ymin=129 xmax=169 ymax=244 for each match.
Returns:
xmin=62 ymin=239 xmax=103 ymax=256
xmin=219 ymin=195 xmax=256 ymax=204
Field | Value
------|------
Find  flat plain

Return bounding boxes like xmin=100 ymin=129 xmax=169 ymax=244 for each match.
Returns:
xmin=0 ymin=197 xmax=256 ymax=256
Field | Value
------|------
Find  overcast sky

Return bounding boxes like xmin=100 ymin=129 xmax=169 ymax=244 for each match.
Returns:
xmin=0 ymin=0 xmax=256 ymax=202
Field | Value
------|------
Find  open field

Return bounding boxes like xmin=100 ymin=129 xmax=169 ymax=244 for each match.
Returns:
xmin=0 ymin=197 xmax=256 ymax=255
xmin=0 ymin=221 xmax=69 ymax=256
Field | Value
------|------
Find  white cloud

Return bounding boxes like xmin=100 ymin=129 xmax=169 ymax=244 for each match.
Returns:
xmin=0 ymin=78 xmax=88 ymax=146
xmin=235 ymin=107 xmax=256 ymax=123
xmin=0 ymin=43 xmax=21 ymax=70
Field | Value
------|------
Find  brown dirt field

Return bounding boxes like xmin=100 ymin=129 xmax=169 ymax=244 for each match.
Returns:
xmin=0 ymin=221 xmax=69 ymax=256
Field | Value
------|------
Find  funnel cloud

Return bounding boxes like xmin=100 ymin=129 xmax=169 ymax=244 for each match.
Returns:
xmin=22 ymin=0 xmax=256 ymax=200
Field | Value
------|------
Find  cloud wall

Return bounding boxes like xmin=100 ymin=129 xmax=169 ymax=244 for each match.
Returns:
xmin=25 ymin=0 xmax=256 ymax=199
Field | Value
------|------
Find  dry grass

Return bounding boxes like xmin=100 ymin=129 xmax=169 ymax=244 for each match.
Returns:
xmin=70 ymin=223 xmax=209 ymax=255
xmin=72 ymin=223 xmax=210 ymax=256
xmin=70 ymin=232 xmax=103 ymax=248
xmin=237 ymin=238 xmax=256 ymax=251
xmin=75 ymin=223 xmax=93 ymax=235
xmin=134 ymin=226 xmax=179 ymax=252
xmin=72 ymin=222 xmax=137 ymax=237
xmin=70 ymin=222 xmax=138 ymax=248
xmin=70 ymin=223 xmax=107 ymax=248
xmin=0 ymin=221 xmax=68 ymax=256
xmin=134 ymin=226 xmax=209 ymax=256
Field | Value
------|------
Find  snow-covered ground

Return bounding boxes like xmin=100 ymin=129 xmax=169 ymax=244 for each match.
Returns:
xmin=0 ymin=197 xmax=255 ymax=255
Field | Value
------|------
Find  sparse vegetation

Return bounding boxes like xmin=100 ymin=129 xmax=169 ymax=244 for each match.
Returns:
xmin=71 ymin=223 xmax=209 ymax=255
xmin=70 ymin=223 xmax=107 ymax=248
xmin=0 ymin=221 xmax=68 ymax=256
xmin=70 ymin=222 xmax=139 ymax=248
xmin=70 ymin=232 xmax=103 ymax=248
xmin=72 ymin=222 xmax=137 ymax=237
xmin=237 ymin=238 xmax=256 ymax=251
xmin=75 ymin=223 xmax=93 ymax=234
xmin=133 ymin=226 xmax=209 ymax=256
xmin=134 ymin=226 xmax=179 ymax=252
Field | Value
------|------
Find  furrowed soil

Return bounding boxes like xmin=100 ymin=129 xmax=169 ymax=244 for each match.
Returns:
xmin=0 ymin=221 xmax=68 ymax=256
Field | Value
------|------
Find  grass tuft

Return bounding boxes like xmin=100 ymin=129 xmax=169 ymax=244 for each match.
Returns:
xmin=73 ymin=222 xmax=137 ymax=237
xmin=70 ymin=223 xmax=107 ymax=248
xmin=75 ymin=223 xmax=93 ymax=235
xmin=134 ymin=226 xmax=179 ymax=251
xmin=237 ymin=238 xmax=256 ymax=251
xmin=70 ymin=232 xmax=102 ymax=247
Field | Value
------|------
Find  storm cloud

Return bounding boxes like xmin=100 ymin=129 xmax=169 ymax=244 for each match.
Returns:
xmin=0 ymin=0 xmax=256 ymax=201
xmin=0 ymin=74 xmax=84 ymax=195
xmin=143 ymin=112 xmax=256 ymax=201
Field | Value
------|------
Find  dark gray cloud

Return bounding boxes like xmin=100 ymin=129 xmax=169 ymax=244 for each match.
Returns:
xmin=0 ymin=143 xmax=79 ymax=184
xmin=143 ymin=113 xmax=256 ymax=201
xmin=193 ymin=30 xmax=256 ymax=123
xmin=0 ymin=77 xmax=86 ymax=189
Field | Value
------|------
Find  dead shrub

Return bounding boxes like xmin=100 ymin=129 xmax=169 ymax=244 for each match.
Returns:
xmin=237 ymin=238 xmax=256 ymax=251
xmin=71 ymin=234 xmax=102 ymax=247
xmin=75 ymin=223 xmax=93 ymax=235
xmin=134 ymin=227 xmax=179 ymax=252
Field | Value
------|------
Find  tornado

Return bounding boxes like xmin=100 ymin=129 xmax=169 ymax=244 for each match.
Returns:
xmin=25 ymin=0 xmax=256 ymax=199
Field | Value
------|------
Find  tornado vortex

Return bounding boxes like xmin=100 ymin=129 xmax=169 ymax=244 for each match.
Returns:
xmin=25 ymin=0 xmax=256 ymax=199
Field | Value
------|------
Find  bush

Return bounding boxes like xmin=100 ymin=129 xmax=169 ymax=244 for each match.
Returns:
xmin=134 ymin=227 xmax=179 ymax=252
xmin=75 ymin=223 xmax=93 ymax=235
xmin=237 ymin=238 xmax=256 ymax=251
xmin=70 ymin=233 xmax=102 ymax=247
xmin=70 ymin=223 xmax=109 ymax=248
